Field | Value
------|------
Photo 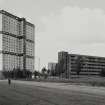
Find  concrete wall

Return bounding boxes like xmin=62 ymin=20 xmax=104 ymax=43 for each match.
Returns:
xmin=0 ymin=54 xmax=3 ymax=71
xmin=0 ymin=14 xmax=2 ymax=31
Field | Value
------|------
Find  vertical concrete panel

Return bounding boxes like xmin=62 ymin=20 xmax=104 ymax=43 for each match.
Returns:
xmin=26 ymin=24 xmax=34 ymax=41
xmin=0 ymin=54 xmax=3 ymax=71
xmin=0 ymin=14 xmax=2 ymax=31
xmin=0 ymin=34 xmax=2 ymax=51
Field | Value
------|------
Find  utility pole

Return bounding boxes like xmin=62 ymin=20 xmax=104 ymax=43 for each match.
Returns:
xmin=38 ymin=57 xmax=40 ymax=72
xmin=35 ymin=56 xmax=40 ymax=72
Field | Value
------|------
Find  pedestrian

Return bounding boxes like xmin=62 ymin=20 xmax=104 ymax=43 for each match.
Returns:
xmin=8 ymin=78 xmax=11 ymax=85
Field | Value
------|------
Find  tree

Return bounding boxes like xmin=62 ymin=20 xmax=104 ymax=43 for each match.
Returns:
xmin=34 ymin=71 xmax=39 ymax=79
xmin=2 ymin=71 xmax=8 ymax=78
xmin=26 ymin=70 xmax=32 ymax=78
xmin=2 ymin=68 xmax=32 ymax=79
xmin=47 ymin=69 xmax=50 ymax=76
xmin=42 ymin=67 xmax=46 ymax=74
xmin=41 ymin=67 xmax=47 ymax=79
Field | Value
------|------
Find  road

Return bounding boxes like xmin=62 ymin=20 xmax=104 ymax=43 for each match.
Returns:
xmin=0 ymin=80 xmax=105 ymax=105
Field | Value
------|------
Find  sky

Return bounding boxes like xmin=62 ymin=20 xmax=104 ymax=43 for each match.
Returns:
xmin=1 ymin=0 xmax=105 ymax=70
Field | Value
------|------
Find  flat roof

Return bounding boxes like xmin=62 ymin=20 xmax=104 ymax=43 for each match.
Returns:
xmin=58 ymin=51 xmax=105 ymax=59
xmin=69 ymin=53 xmax=105 ymax=59
xmin=0 ymin=10 xmax=34 ymax=27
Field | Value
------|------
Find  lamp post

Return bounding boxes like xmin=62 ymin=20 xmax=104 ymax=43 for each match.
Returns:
xmin=35 ymin=56 xmax=40 ymax=72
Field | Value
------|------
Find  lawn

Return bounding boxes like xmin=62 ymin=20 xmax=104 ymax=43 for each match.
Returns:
xmin=0 ymin=79 xmax=105 ymax=105
xmin=0 ymin=80 xmax=36 ymax=105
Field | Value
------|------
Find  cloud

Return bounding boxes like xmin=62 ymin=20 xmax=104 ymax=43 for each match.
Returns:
xmin=39 ymin=6 xmax=105 ymax=43
xmin=36 ymin=6 xmax=105 ymax=68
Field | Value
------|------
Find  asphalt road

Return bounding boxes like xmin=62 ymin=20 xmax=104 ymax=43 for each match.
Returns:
xmin=0 ymin=80 xmax=105 ymax=105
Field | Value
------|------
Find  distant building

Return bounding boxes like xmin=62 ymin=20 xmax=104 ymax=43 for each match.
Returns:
xmin=58 ymin=51 xmax=105 ymax=78
xmin=58 ymin=51 xmax=69 ymax=78
xmin=48 ymin=62 xmax=57 ymax=71
xmin=0 ymin=10 xmax=35 ymax=77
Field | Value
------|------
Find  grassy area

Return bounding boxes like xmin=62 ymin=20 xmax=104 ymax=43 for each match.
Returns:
xmin=0 ymin=80 xmax=36 ymax=105
xmin=0 ymin=78 xmax=105 ymax=105
xmin=34 ymin=76 xmax=105 ymax=87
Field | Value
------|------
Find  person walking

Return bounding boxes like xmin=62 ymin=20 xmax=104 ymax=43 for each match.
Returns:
xmin=8 ymin=78 xmax=11 ymax=85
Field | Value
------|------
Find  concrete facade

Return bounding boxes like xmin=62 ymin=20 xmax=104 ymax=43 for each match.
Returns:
xmin=48 ymin=62 xmax=57 ymax=71
xmin=0 ymin=10 xmax=35 ymax=75
xmin=58 ymin=51 xmax=105 ymax=77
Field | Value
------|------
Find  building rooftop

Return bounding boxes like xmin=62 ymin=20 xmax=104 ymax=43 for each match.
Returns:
xmin=0 ymin=10 xmax=35 ymax=27
xmin=59 ymin=51 xmax=105 ymax=59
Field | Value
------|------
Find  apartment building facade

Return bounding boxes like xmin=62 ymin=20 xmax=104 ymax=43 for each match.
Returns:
xmin=0 ymin=10 xmax=35 ymax=77
xmin=58 ymin=51 xmax=105 ymax=78
xmin=58 ymin=52 xmax=69 ymax=78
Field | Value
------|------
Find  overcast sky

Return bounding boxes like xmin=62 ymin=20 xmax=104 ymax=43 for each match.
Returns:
xmin=1 ymin=0 xmax=105 ymax=70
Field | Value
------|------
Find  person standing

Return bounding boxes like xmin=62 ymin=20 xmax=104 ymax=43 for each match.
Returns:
xmin=8 ymin=78 xmax=11 ymax=85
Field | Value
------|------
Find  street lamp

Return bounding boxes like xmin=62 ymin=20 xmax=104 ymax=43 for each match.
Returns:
xmin=35 ymin=56 xmax=40 ymax=72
